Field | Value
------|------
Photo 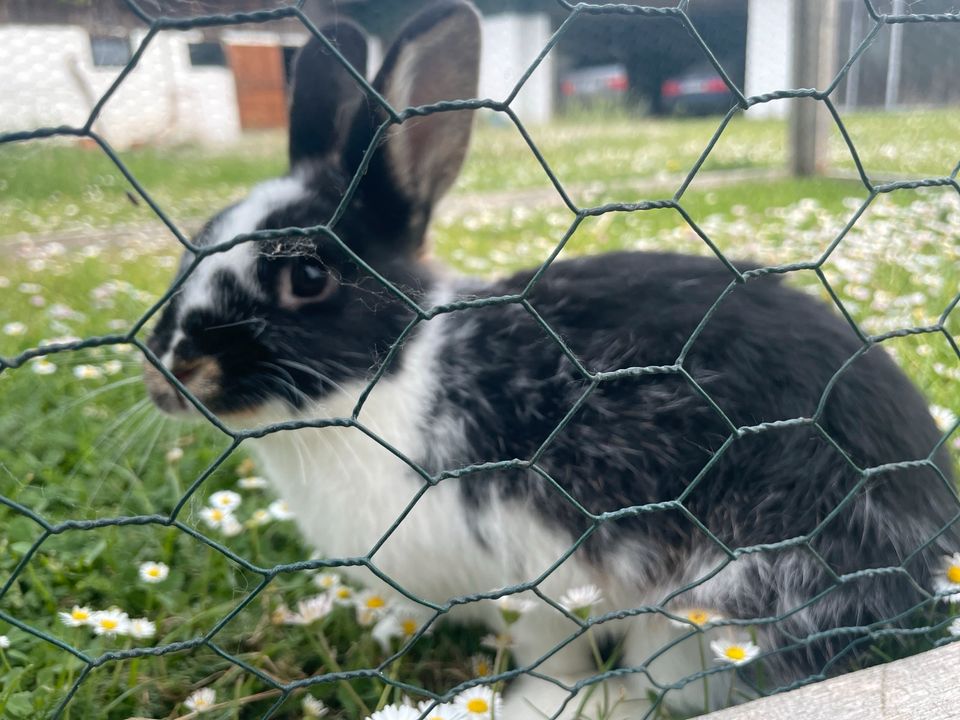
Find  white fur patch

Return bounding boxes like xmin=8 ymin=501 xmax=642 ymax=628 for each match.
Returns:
xmin=178 ymin=175 xmax=308 ymax=321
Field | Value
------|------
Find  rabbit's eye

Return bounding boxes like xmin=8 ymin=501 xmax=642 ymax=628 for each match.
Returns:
xmin=282 ymin=259 xmax=338 ymax=307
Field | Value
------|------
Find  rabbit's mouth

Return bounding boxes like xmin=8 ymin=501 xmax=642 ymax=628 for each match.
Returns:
xmin=143 ymin=355 xmax=224 ymax=417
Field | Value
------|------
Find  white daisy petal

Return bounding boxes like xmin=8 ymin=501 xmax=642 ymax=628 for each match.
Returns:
xmin=90 ymin=609 xmax=130 ymax=636
xmin=138 ymin=561 xmax=170 ymax=584
xmin=710 ymin=637 xmax=761 ymax=666
xmin=455 ymin=687 xmax=503 ymax=718
xmin=184 ymin=687 xmax=216 ymax=713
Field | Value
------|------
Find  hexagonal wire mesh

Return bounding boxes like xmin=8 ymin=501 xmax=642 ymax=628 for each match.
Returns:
xmin=1 ymin=0 xmax=959 ymax=718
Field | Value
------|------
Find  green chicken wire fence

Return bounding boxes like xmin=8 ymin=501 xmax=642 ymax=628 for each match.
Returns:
xmin=0 ymin=0 xmax=959 ymax=718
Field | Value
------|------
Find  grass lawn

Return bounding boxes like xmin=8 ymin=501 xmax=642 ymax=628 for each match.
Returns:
xmin=0 ymin=107 xmax=958 ymax=719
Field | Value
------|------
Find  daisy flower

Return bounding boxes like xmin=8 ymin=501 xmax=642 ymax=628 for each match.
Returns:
xmin=2 ymin=321 xmax=26 ymax=336
xmin=710 ymin=637 xmax=760 ymax=666
xmin=31 ymin=358 xmax=57 ymax=375
xmin=948 ymin=617 xmax=960 ymax=637
xmin=302 ymin=695 xmax=329 ymax=717
xmin=237 ymin=475 xmax=269 ymax=490
xmin=90 ymin=609 xmax=130 ymax=636
xmin=73 ymin=364 xmax=103 ymax=380
xmin=495 ymin=595 xmax=536 ymax=625
xmin=455 ymin=687 xmax=503 ymax=718
xmin=128 ymin=618 xmax=156 ymax=639
xmin=268 ymin=499 xmax=294 ymax=520
xmin=0 ymin=636 xmax=9 ymax=649
xmin=471 ymin=654 xmax=494 ymax=678
xmin=138 ymin=561 xmax=170 ymax=584
xmin=930 ymin=405 xmax=958 ymax=433
xmin=417 ymin=700 xmax=465 ymax=720
xmin=313 ymin=571 xmax=342 ymax=591
xmin=365 ymin=705 xmax=421 ymax=720
xmin=59 ymin=605 xmax=94 ymax=627
xmin=935 ymin=553 xmax=960 ymax=602
xmin=286 ymin=594 xmax=334 ymax=625
xmin=102 ymin=359 xmax=123 ymax=375
xmin=221 ymin=513 xmax=244 ymax=537
xmin=332 ymin=584 xmax=355 ymax=605
xmin=248 ymin=508 xmax=272 ymax=527
xmin=165 ymin=447 xmax=184 ymax=464
xmin=355 ymin=590 xmax=389 ymax=626
xmin=559 ymin=585 xmax=603 ymax=620
xmin=184 ymin=687 xmax=216 ymax=713
xmin=668 ymin=607 xmax=723 ymax=629
xmin=199 ymin=506 xmax=232 ymax=530
xmin=236 ymin=457 xmax=257 ymax=476
xmin=209 ymin=490 xmax=242 ymax=512
xmin=372 ymin=604 xmax=429 ymax=649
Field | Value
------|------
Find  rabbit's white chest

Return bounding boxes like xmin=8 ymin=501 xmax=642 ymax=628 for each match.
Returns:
xmin=247 ymin=305 xmax=589 ymax=608
xmin=247 ymin=302 xmax=498 ymax=600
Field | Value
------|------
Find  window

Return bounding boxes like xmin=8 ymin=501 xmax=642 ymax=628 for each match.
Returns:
xmin=90 ymin=35 xmax=131 ymax=67
xmin=188 ymin=42 xmax=227 ymax=67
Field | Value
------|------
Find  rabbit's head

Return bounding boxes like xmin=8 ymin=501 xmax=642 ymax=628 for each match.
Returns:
xmin=144 ymin=1 xmax=480 ymax=418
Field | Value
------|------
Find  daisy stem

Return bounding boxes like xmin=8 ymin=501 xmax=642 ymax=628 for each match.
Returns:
xmin=249 ymin=525 xmax=262 ymax=565
xmin=573 ymin=628 xmax=608 ymax=719
xmin=698 ymin=634 xmax=709 ymax=714
xmin=127 ymin=657 xmax=141 ymax=693
xmin=311 ymin=629 xmax=371 ymax=717
xmin=0 ymin=648 xmax=12 ymax=673
xmin=492 ymin=640 xmax=506 ymax=697
xmin=110 ymin=637 xmax=132 ymax=690
xmin=724 ymin=668 xmax=736 ymax=709
xmin=748 ymin=626 xmax=764 ymax=693
xmin=375 ymin=652 xmax=402 ymax=711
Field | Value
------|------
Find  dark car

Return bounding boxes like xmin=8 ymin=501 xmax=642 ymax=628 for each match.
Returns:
xmin=660 ymin=64 xmax=734 ymax=115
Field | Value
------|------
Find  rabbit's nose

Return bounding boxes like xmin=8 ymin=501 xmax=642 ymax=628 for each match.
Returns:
xmin=171 ymin=358 xmax=202 ymax=384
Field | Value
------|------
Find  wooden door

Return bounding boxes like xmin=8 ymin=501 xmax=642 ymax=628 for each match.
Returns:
xmin=227 ymin=44 xmax=288 ymax=130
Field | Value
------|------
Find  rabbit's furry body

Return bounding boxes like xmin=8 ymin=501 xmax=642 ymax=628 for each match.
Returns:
xmin=143 ymin=2 xmax=958 ymax=717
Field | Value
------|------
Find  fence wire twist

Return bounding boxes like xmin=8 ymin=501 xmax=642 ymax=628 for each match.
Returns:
xmin=1 ymin=1 xmax=960 ymax=718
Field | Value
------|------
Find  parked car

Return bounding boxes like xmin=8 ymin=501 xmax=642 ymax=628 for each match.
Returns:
xmin=660 ymin=63 xmax=734 ymax=115
xmin=560 ymin=63 xmax=628 ymax=103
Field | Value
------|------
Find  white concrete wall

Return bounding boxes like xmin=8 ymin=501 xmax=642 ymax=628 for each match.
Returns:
xmin=0 ymin=15 xmax=553 ymax=148
xmin=0 ymin=25 xmax=243 ymax=148
xmin=744 ymin=0 xmax=794 ymax=118
xmin=479 ymin=13 xmax=554 ymax=125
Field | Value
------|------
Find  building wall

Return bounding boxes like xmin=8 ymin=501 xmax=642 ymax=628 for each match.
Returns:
xmin=479 ymin=13 xmax=554 ymax=125
xmin=744 ymin=0 xmax=793 ymax=119
xmin=0 ymin=25 xmax=247 ymax=147
xmin=0 ymin=12 xmax=552 ymax=149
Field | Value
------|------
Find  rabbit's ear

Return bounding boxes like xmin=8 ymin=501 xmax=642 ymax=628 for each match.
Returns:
xmin=353 ymin=1 xmax=480 ymax=216
xmin=288 ymin=20 xmax=368 ymax=168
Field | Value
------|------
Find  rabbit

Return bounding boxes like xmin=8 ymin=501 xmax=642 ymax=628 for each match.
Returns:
xmin=143 ymin=1 xmax=959 ymax=717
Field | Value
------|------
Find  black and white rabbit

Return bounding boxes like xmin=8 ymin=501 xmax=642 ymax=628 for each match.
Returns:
xmin=144 ymin=2 xmax=958 ymax=717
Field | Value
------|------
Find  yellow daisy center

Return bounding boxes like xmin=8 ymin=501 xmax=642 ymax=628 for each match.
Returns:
xmin=72 ymin=609 xmax=89 ymax=621
xmin=687 ymin=610 xmax=709 ymax=625
xmin=946 ymin=564 xmax=960 ymax=584
xmin=210 ymin=509 xmax=223 ymax=521
xmin=336 ymin=588 xmax=351 ymax=599
xmin=475 ymin=660 xmax=491 ymax=676
xmin=147 ymin=567 xmax=160 ymax=577
xmin=401 ymin=619 xmax=418 ymax=636
xmin=466 ymin=698 xmax=489 ymax=713
xmin=724 ymin=646 xmax=746 ymax=661
xmin=100 ymin=618 xmax=118 ymax=630
xmin=365 ymin=596 xmax=385 ymax=609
